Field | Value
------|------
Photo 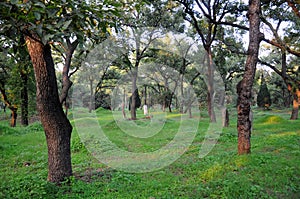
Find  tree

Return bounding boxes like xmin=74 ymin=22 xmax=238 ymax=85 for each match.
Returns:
xmin=178 ymin=0 xmax=241 ymax=122
xmin=0 ymin=0 xmax=120 ymax=184
xmin=25 ymin=32 xmax=73 ymax=183
xmin=268 ymin=73 xmax=292 ymax=108
xmin=236 ymin=0 xmax=262 ymax=155
xmin=115 ymin=0 xmax=181 ymax=119
xmin=213 ymin=38 xmax=246 ymax=127
xmin=0 ymin=35 xmax=34 ymax=127
xmin=257 ymin=73 xmax=271 ymax=109
xmin=0 ymin=72 xmax=18 ymax=127
xmin=257 ymin=0 xmax=300 ymax=119
xmin=15 ymin=35 xmax=33 ymax=126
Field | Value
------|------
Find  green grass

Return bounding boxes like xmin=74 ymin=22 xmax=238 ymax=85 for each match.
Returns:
xmin=0 ymin=108 xmax=299 ymax=198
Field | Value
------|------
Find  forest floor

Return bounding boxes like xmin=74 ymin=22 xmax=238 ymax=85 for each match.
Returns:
xmin=0 ymin=107 xmax=299 ymax=198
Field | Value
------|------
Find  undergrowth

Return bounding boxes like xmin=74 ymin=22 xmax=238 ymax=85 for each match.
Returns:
xmin=0 ymin=108 xmax=299 ymax=198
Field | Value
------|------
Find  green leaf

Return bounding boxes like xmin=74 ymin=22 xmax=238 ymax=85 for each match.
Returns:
xmin=62 ymin=20 xmax=72 ymax=30
xmin=36 ymin=24 xmax=43 ymax=38
xmin=46 ymin=8 xmax=59 ymax=18
xmin=10 ymin=0 xmax=18 ymax=5
xmin=34 ymin=1 xmax=46 ymax=8
xmin=44 ymin=34 xmax=54 ymax=42
xmin=33 ymin=11 xmax=41 ymax=21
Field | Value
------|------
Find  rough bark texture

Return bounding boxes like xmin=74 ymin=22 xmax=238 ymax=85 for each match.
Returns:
xmin=237 ymin=0 xmax=261 ymax=155
xmin=25 ymin=35 xmax=73 ymax=184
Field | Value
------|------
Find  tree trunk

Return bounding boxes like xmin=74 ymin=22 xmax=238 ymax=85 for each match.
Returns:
xmin=237 ymin=0 xmax=261 ymax=155
xmin=144 ymin=85 xmax=147 ymax=105
xmin=89 ymin=79 xmax=94 ymax=113
xmin=207 ymin=49 xmax=216 ymax=122
xmin=168 ymin=96 xmax=172 ymax=113
xmin=20 ymin=69 xmax=28 ymax=126
xmin=122 ymin=87 xmax=127 ymax=119
xmin=180 ymin=74 xmax=184 ymax=113
xmin=290 ymin=88 xmax=299 ymax=120
xmin=25 ymin=35 xmax=73 ymax=184
xmin=0 ymin=83 xmax=18 ymax=127
xmin=130 ymin=68 xmax=138 ymax=120
xmin=220 ymin=87 xmax=229 ymax=127
xmin=64 ymin=100 xmax=69 ymax=116
xmin=10 ymin=107 xmax=17 ymax=127
xmin=222 ymin=108 xmax=229 ymax=127
xmin=19 ymin=36 xmax=29 ymax=126
xmin=59 ymin=39 xmax=79 ymax=113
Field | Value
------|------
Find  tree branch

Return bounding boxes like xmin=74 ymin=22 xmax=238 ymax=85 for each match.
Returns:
xmin=286 ymin=0 xmax=300 ymax=18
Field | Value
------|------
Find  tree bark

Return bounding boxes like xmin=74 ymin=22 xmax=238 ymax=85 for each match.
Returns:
xmin=290 ymin=88 xmax=299 ymax=120
xmin=237 ymin=0 xmax=261 ymax=155
xmin=179 ymin=73 xmax=184 ymax=113
xmin=25 ymin=34 xmax=73 ymax=184
xmin=130 ymin=68 xmax=138 ymax=120
xmin=59 ymin=39 xmax=78 ymax=109
xmin=10 ymin=107 xmax=17 ymax=127
xmin=222 ymin=108 xmax=229 ymax=127
xmin=207 ymin=49 xmax=216 ymax=122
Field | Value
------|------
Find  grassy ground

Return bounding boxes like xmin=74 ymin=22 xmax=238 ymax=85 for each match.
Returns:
xmin=0 ymin=108 xmax=299 ymax=198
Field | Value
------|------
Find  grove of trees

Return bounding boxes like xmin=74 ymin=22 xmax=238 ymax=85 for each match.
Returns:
xmin=0 ymin=0 xmax=299 ymax=184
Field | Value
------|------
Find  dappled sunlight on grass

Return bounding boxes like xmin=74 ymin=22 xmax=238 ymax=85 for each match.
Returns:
xmin=1 ymin=108 xmax=300 ymax=198
xmin=200 ymin=163 xmax=223 ymax=182
xmin=195 ymin=155 xmax=250 ymax=183
xmin=257 ymin=115 xmax=285 ymax=124
xmin=269 ymin=131 xmax=298 ymax=138
xmin=166 ymin=113 xmax=182 ymax=119
xmin=233 ymin=155 xmax=249 ymax=168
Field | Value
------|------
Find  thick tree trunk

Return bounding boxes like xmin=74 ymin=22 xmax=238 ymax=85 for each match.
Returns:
xmin=25 ymin=35 xmax=73 ymax=184
xmin=237 ymin=0 xmax=261 ymax=155
xmin=207 ymin=49 xmax=216 ymax=122
xmin=290 ymin=88 xmax=299 ymax=120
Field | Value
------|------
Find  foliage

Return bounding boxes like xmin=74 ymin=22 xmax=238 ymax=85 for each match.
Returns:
xmin=257 ymin=83 xmax=272 ymax=108
xmin=257 ymin=74 xmax=272 ymax=109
